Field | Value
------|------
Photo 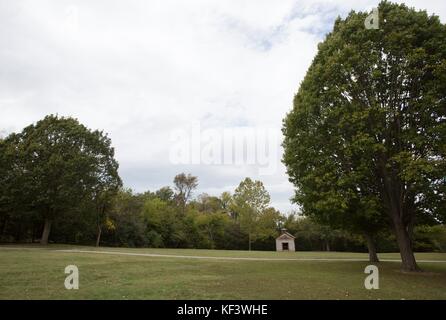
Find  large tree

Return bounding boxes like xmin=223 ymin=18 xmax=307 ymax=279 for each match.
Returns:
xmin=283 ymin=2 xmax=446 ymax=271
xmin=9 ymin=115 xmax=121 ymax=245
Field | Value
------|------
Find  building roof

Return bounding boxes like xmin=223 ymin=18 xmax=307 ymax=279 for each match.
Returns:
xmin=276 ymin=231 xmax=295 ymax=240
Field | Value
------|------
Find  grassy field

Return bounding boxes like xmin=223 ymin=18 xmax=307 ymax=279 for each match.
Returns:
xmin=1 ymin=244 xmax=445 ymax=300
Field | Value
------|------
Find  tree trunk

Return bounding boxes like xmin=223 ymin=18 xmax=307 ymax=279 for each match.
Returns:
xmin=364 ymin=234 xmax=379 ymax=263
xmin=393 ymin=217 xmax=420 ymax=272
xmin=378 ymin=158 xmax=420 ymax=272
xmin=325 ymin=240 xmax=330 ymax=252
xmin=40 ymin=218 xmax=52 ymax=245
xmin=95 ymin=225 xmax=102 ymax=247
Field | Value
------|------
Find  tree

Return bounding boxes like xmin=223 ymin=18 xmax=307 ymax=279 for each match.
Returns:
xmin=93 ymin=187 xmax=121 ymax=247
xmin=0 ymin=137 xmax=14 ymax=238
xmin=11 ymin=115 xmax=121 ymax=245
xmin=294 ymin=178 xmax=385 ymax=261
xmin=173 ymin=173 xmax=198 ymax=214
xmin=231 ymin=178 xmax=271 ymax=250
xmin=220 ymin=192 xmax=232 ymax=211
xmin=193 ymin=193 xmax=223 ymax=213
xmin=108 ymin=189 xmax=147 ymax=247
xmin=89 ymin=134 xmax=122 ymax=247
xmin=220 ymin=191 xmax=237 ymax=219
xmin=0 ymin=137 xmax=18 ymax=241
xmin=155 ymin=186 xmax=174 ymax=202
xmin=256 ymin=207 xmax=283 ymax=241
xmin=282 ymin=2 xmax=446 ymax=271
xmin=195 ymin=211 xmax=230 ymax=249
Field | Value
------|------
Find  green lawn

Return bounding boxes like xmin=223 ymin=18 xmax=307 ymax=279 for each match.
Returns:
xmin=1 ymin=245 xmax=445 ymax=299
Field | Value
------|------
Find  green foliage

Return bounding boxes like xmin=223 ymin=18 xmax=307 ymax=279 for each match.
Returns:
xmin=103 ymin=189 xmax=146 ymax=247
xmin=231 ymin=178 xmax=274 ymax=250
xmin=282 ymin=1 xmax=446 ymax=269
xmin=414 ymin=225 xmax=446 ymax=252
xmin=285 ymin=214 xmax=365 ymax=251
xmin=155 ymin=186 xmax=174 ymax=202
xmin=256 ymin=207 xmax=283 ymax=240
xmin=20 ymin=115 xmax=120 ymax=215
xmin=0 ymin=115 xmax=121 ymax=244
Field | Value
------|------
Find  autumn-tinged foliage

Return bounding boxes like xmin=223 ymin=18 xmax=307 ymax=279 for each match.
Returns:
xmin=1 ymin=115 xmax=394 ymax=251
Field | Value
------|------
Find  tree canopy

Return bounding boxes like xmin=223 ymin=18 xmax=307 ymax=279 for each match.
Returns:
xmin=1 ymin=115 xmax=121 ymax=244
xmin=231 ymin=178 xmax=274 ymax=250
xmin=283 ymin=1 xmax=446 ymax=271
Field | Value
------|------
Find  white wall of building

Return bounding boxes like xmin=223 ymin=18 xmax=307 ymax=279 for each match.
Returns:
xmin=275 ymin=238 xmax=295 ymax=252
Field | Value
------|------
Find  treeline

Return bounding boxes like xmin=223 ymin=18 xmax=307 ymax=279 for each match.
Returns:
xmin=1 ymin=115 xmax=445 ymax=254
xmin=2 ymin=180 xmax=445 ymax=252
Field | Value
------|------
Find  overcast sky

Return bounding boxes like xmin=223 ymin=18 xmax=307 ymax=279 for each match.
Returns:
xmin=1 ymin=0 xmax=445 ymax=213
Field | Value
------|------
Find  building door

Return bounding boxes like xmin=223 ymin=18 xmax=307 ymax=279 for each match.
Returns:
xmin=282 ymin=242 xmax=289 ymax=251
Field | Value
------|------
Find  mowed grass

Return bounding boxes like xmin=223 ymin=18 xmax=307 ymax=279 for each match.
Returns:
xmin=0 ymin=245 xmax=445 ymax=299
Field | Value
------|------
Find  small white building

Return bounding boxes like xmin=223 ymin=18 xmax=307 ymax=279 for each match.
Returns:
xmin=275 ymin=229 xmax=296 ymax=252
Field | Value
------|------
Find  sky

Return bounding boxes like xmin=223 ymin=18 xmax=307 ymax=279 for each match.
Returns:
xmin=1 ymin=0 xmax=445 ymax=213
